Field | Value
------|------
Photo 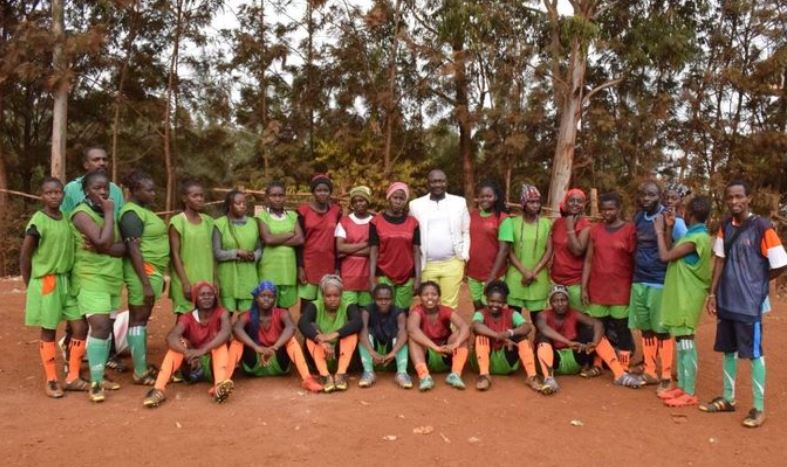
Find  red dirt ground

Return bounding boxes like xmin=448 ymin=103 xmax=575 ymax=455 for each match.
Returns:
xmin=0 ymin=277 xmax=784 ymax=466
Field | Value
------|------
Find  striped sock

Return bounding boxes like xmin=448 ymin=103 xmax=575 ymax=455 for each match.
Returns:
xmin=722 ymin=352 xmax=737 ymax=403
xmin=39 ymin=341 xmax=58 ymax=382
xmin=680 ymin=339 xmax=698 ymax=395
xmin=127 ymin=326 xmax=148 ymax=377
xmin=752 ymin=357 xmax=765 ymax=412
xmin=86 ymin=336 xmax=110 ymax=383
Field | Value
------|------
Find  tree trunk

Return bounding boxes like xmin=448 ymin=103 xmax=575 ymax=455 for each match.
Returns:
xmin=163 ymin=0 xmax=183 ymax=213
xmin=111 ymin=0 xmax=139 ymax=183
xmin=259 ymin=0 xmax=269 ymax=179
xmin=382 ymin=0 xmax=402 ymax=176
xmin=50 ymin=0 xmax=67 ymax=181
xmin=453 ymin=40 xmax=474 ymax=203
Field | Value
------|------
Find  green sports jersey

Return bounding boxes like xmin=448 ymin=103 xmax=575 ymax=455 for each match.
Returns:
xmin=256 ymin=209 xmax=298 ymax=286
xmin=69 ymin=204 xmax=123 ymax=293
xmin=472 ymin=310 xmax=526 ymax=326
xmin=661 ymin=225 xmax=712 ymax=328
xmin=499 ymin=216 xmax=552 ymax=302
xmin=120 ymin=201 xmax=170 ymax=270
xmin=215 ymin=216 xmax=260 ymax=299
xmin=169 ymin=212 xmax=215 ymax=309
xmin=26 ymin=211 xmax=74 ymax=278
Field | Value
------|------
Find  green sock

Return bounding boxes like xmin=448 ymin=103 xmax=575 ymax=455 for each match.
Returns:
xmin=87 ymin=336 xmax=110 ymax=383
xmin=752 ymin=357 xmax=766 ymax=411
xmin=682 ymin=339 xmax=698 ymax=396
xmin=675 ymin=340 xmax=685 ymax=391
xmin=128 ymin=326 xmax=148 ymax=376
xmin=395 ymin=344 xmax=409 ymax=374
xmin=723 ymin=352 xmax=737 ymax=402
xmin=358 ymin=341 xmax=374 ymax=373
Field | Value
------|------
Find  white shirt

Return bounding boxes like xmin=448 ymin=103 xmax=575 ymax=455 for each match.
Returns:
xmin=334 ymin=213 xmax=373 ymax=238
xmin=425 ymin=201 xmax=454 ymax=261
xmin=409 ymin=192 xmax=470 ymax=268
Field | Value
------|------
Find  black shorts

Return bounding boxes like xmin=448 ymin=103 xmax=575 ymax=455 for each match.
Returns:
xmin=713 ymin=318 xmax=763 ymax=359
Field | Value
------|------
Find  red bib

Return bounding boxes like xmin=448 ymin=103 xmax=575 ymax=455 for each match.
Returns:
xmin=179 ymin=308 xmax=226 ymax=349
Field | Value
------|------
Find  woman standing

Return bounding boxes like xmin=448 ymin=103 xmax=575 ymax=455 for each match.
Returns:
xmin=169 ymin=180 xmax=215 ymax=314
xmin=335 ymin=186 xmax=373 ymax=306
xmin=214 ymin=189 xmax=261 ymax=318
xmin=466 ymin=180 xmax=509 ymax=311
xmin=550 ymin=188 xmax=591 ymax=311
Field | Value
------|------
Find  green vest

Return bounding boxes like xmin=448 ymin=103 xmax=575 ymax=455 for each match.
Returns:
xmin=256 ymin=209 xmax=298 ymax=285
xmin=661 ymin=226 xmax=712 ymax=328
xmin=504 ymin=216 xmax=552 ymax=301
xmin=169 ymin=212 xmax=215 ymax=312
xmin=120 ymin=201 xmax=170 ymax=271
xmin=70 ymin=204 xmax=123 ymax=293
xmin=315 ymin=299 xmax=349 ymax=340
xmin=27 ymin=211 xmax=74 ymax=277
xmin=215 ymin=215 xmax=260 ymax=299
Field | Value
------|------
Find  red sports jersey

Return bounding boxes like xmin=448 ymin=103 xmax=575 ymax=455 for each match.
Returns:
xmin=179 ymin=308 xmax=227 ymax=349
xmin=543 ymin=308 xmax=579 ymax=350
xmin=467 ymin=211 xmax=508 ymax=281
xmin=243 ymin=308 xmax=286 ymax=347
xmin=412 ymin=304 xmax=453 ymax=343
xmin=338 ymin=216 xmax=371 ymax=291
xmin=479 ymin=307 xmax=515 ymax=351
xmin=372 ymin=214 xmax=419 ymax=284
xmin=550 ymin=216 xmax=591 ymax=286
xmin=587 ymin=223 xmax=636 ymax=305
xmin=298 ymin=203 xmax=342 ymax=284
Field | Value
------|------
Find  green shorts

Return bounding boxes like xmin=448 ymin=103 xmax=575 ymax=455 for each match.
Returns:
xmin=565 ymin=284 xmax=586 ymax=313
xmin=220 ymin=297 xmax=253 ymax=313
xmin=242 ymin=352 xmax=288 ymax=377
xmin=507 ymin=298 xmax=547 ymax=312
xmin=376 ymin=276 xmax=414 ymax=310
xmin=426 ymin=348 xmax=451 ymax=373
xmin=666 ymin=325 xmax=695 ymax=337
xmin=342 ymin=290 xmax=373 ymax=307
xmin=77 ymin=289 xmax=121 ymax=316
xmin=555 ymin=348 xmax=581 ymax=375
xmin=25 ymin=273 xmax=79 ymax=329
xmin=470 ymin=348 xmax=520 ymax=375
xmin=586 ymin=303 xmax=629 ymax=319
xmin=628 ymin=283 xmax=666 ymax=333
xmin=468 ymin=277 xmax=486 ymax=304
xmin=298 ymin=283 xmax=319 ymax=301
xmin=276 ymin=285 xmax=297 ymax=308
xmin=125 ymin=266 xmax=165 ymax=307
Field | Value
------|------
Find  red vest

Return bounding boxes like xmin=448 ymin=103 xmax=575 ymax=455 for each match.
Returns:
xmin=372 ymin=214 xmax=418 ymax=284
xmin=544 ymin=308 xmax=579 ymax=350
xmin=179 ymin=308 xmax=226 ymax=349
xmin=338 ymin=216 xmax=371 ymax=291
xmin=413 ymin=304 xmax=453 ymax=343
xmin=467 ymin=211 xmax=508 ymax=281
xmin=298 ymin=203 xmax=342 ymax=284
xmin=480 ymin=307 xmax=514 ymax=351
xmin=244 ymin=307 xmax=286 ymax=347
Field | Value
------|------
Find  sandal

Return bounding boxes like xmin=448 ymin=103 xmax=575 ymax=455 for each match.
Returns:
xmin=580 ymin=366 xmax=602 ymax=378
xmin=699 ymin=396 xmax=736 ymax=413
xmin=143 ymin=388 xmax=166 ymax=408
xmin=657 ymin=387 xmax=685 ymax=401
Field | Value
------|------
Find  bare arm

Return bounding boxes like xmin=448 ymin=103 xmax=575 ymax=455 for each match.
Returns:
xmin=232 ymin=315 xmax=264 ymax=353
xmin=73 ymin=211 xmax=115 ymax=252
xmin=581 ymin=238 xmax=595 ymax=305
xmin=485 ymin=241 xmax=510 ymax=283
xmin=448 ymin=312 xmax=470 ymax=348
xmin=19 ymin=234 xmax=37 ymax=286
xmin=533 ymin=229 xmax=554 ymax=274
xmin=565 ymin=217 xmax=590 ymax=256
xmin=535 ymin=313 xmax=575 ymax=348
xmin=336 ymin=236 xmax=369 ymax=255
xmin=196 ymin=312 xmax=233 ymax=353
xmin=406 ymin=312 xmax=440 ymax=351
xmin=166 ymin=321 xmax=189 ymax=353
xmin=368 ymin=245 xmax=379 ymax=291
xmin=388 ymin=312 xmax=409 ymax=356
xmin=472 ymin=319 xmax=505 ymax=341
xmin=168 ymin=225 xmax=190 ymax=291
xmin=126 ymin=240 xmax=153 ymax=306
xmin=271 ymin=310 xmax=297 ymax=351
xmin=654 ymin=219 xmax=696 ymax=263
xmin=706 ymin=256 xmax=724 ymax=315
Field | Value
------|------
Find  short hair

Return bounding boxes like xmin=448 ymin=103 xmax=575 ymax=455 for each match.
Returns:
xmin=41 ymin=176 xmax=63 ymax=189
xmin=725 ymin=179 xmax=751 ymax=196
xmin=81 ymin=170 xmax=109 ymax=192
xmin=180 ymin=179 xmax=203 ymax=196
xmin=639 ymin=180 xmax=662 ymax=194
xmin=484 ymin=280 xmax=509 ymax=298
xmin=123 ymin=170 xmax=153 ymax=193
xmin=82 ymin=146 xmax=106 ymax=161
xmin=687 ymin=195 xmax=711 ymax=223
xmin=599 ymin=192 xmax=621 ymax=208
xmin=266 ymin=180 xmax=286 ymax=194
xmin=372 ymin=283 xmax=394 ymax=297
xmin=417 ymin=280 xmax=441 ymax=296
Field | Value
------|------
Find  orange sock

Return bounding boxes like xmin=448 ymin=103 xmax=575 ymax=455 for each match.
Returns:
xmin=475 ymin=336 xmax=491 ymax=376
xmin=536 ymin=343 xmax=554 ymax=376
xmin=595 ymin=338 xmax=624 ymax=379
xmin=517 ymin=341 xmax=537 ymax=377
xmin=211 ymin=345 xmax=229 ymax=383
xmin=451 ymin=347 xmax=468 ymax=374
xmin=306 ymin=339 xmax=330 ymax=376
xmin=415 ymin=362 xmax=430 ymax=379
xmin=227 ymin=340 xmax=244 ymax=379
xmin=65 ymin=339 xmax=86 ymax=383
xmin=39 ymin=341 xmax=58 ymax=382
xmin=286 ymin=338 xmax=313 ymax=381
xmin=154 ymin=350 xmax=184 ymax=391
xmin=337 ymin=334 xmax=358 ymax=374
xmin=642 ymin=335 xmax=658 ymax=377
xmin=658 ymin=337 xmax=674 ymax=381
xmin=618 ymin=350 xmax=631 ymax=371
xmin=593 ymin=354 xmax=603 ymax=368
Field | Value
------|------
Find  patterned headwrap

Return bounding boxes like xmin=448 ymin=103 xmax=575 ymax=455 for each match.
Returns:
xmin=349 ymin=185 xmax=372 ymax=204
xmin=520 ymin=184 xmax=541 ymax=205
xmin=248 ymin=280 xmax=279 ymax=345
xmin=548 ymin=284 xmax=569 ymax=304
xmin=666 ymin=182 xmax=691 ymax=199
xmin=310 ymin=173 xmax=333 ymax=193
xmin=560 ymin=188 xmax=587 ymax=214
xmin=386 ymin=182 xmax=410 ymax=201
xmin=319 ymin=274 xmax=343 ymax=294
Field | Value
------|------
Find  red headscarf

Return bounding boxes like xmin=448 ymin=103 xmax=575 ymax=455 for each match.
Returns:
xmin=191 ymin=281 xmax=221 ymax=311
xmin=560 ymin=188 xmax=587 ymax=215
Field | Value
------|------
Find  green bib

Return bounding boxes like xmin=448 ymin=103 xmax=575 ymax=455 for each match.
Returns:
xmin=120 ymin=201 xmax=170 ymax=270
xmin=661 ymin=227 xmax=711 ymax=328
xmin=215 ymin=216 xmax=260 ymax=299
xmin=27 ymin=211 xmax=74 ymax=277
xmin=256 ymin=209 xmax=298 ymax=285
xmin=314 ymin=299 xmax=349 ymax=339
xmin=169 ymin=212 xmax=215 ymax=311
xmin=70 ymin=204 xmax=123 ymax=293
xmin=504 ymin=216 xmax=552 ymax=301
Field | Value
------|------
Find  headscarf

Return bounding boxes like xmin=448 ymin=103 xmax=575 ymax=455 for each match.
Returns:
xmin=666 ymin=182 xmax=691 ymax=199
xmin=316 ymin=274 xmax=347 ymax=338
xmin=386 ymin=182 xmax=409 ymax=201
xmin=548 ymin=284 xmax=569 ymax=305
xmin=520 ymin=184 xmax=541 ymax=205
xmin=248 ymin=280 xmax=278 ymax=345
xmin=560 ymin=188 xmax=587 ymax=215
xmin=349 ymin=185 xmax=372 ymax=204
xmin=319 ymin=274 xmax=343 ymax=294
xmin=191 ymin=282 xmax=219 ymax=310
xmin=310 ymin=173 xmax=333 ymax=193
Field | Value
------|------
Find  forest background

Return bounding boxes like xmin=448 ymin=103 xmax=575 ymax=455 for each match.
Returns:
xmin=0 ymin=0 xmax=785 ymax=275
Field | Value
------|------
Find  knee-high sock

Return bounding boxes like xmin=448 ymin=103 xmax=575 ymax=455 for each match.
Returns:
xmin=595 ymin=338 xmax=624 ymax=379
xmin=642 ymin=335 xmax=658 ymax=377
xmin=210 ymin=345 xmax=229 ymax=383
xmin=66 ymin=339 xmax=86 ymax=383
xmin=306 ymin=340 xmax=330 ymax=376
xmin=154 ymin=350 xmax=184 ymax=391
xmin=752 ymin=357 xmax=766 ymax=411
xmin=285 ymin=338 xmax=312 ymax=381
xmin=675 ymin=339 xmax=685 ymax=391
xmin=517 ymin=341 xmax=537 ymax=377
xmin=39 ymin=341 xmax=58 ymax=382
xmin=723 ymin=352 xmax=737 ymax=402
xmin=128 ymin=325 xmax=148 ymax=376
xmin=395 ymin=345 xmax=409 ymax=374
xmin=618 ymin=350 xmax=631 ymax=371
xmin=451 ymin=347 xmax=468 ymax=374
xmin=358 ymin=339 xmax=375 ymax=373
xmin=337 ymin=334 xmax=358 ymax=374
xmin=475 ymin=336 xmax=491 ymax=376
xmin=536 ymin=343 xmax=554 ymax=377
xmin=227 ymin=340 xmax=244 ymax=379
xmin=86 ymin=336 xmax=110 ymax=384
xmin=658 ymin=337 xmax=674 ymax=380
xmin=678 ymin=339 xmax=698 ymax=395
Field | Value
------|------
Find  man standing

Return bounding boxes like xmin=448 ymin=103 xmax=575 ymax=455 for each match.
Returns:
xmin=702 ymin=180 xmax=787 ymax=428
xmin=409 ymin=169 xmax=470 ymax=309
xmin=62 ymin=147 xmax=124 ymax=219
